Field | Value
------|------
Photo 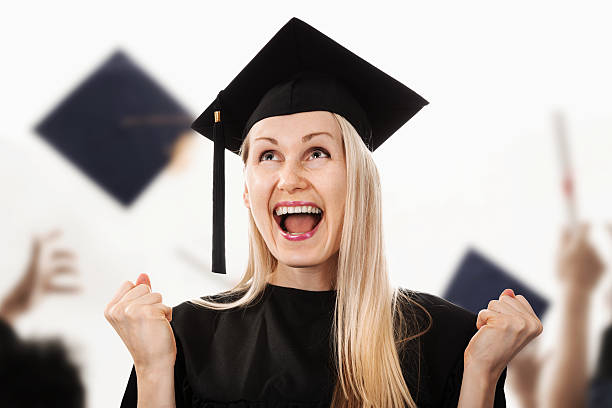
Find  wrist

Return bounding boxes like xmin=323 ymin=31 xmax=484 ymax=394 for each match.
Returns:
xmin=458 ymin=360 xmax=500 ymax=408
xmin=135 ymin=362 xmax=175 ymax=379
xmin=561 ymin=286 xmax=591 ymax=313
xmin=463 ymin=358 xmax=502 ymax=386
xmin=561 ymin=282 xmax=594 ymax=299
xmin=135 ymin=365 xmax=176 ymax=408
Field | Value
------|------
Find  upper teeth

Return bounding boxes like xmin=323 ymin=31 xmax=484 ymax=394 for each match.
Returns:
xmin=275 ymin=206 xmax=322 ymax=216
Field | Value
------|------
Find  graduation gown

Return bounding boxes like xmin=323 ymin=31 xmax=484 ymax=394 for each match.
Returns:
xmin=120 ymin=284 xmax=506 ymax=407
xmin=0 ymin=318 xmax=85 ymax=407
xmin=589 ymin=324 xmax=612 ymax=407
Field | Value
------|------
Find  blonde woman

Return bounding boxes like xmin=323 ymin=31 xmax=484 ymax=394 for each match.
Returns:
xmin=105 ymin=18 xmax=542 ymax=408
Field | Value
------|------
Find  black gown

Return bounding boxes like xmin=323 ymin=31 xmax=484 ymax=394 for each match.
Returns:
xmin=0 ymin=318 xmax=85 ymax=407
xmin=120 ymin=284 xmax=506 ymax=407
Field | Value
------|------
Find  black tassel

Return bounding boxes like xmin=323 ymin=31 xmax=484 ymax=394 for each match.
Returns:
xmin=211 ymin=98 xmax=226 ymax=274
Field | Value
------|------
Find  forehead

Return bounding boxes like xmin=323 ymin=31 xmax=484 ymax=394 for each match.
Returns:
xmin=249 ymin=111 xmax=341 ymax=142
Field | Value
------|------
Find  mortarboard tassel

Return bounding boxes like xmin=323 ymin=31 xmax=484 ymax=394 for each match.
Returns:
xmin=211 ymin=97 xmax=226 ymax=274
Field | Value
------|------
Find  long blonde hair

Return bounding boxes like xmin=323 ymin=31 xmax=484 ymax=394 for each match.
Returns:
xmin=189 ymin=113 xmax=430 ymax=407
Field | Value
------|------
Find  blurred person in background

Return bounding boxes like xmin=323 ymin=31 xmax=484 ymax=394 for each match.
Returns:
xmin=0 ymin=229 xmax=84 ymax=408
xmin=543 ymin=223 xmax=605 ymax=408
xmin=587 ymin=224 xmax=612 ymax=407
xmin=507 ymin=223 xmax=605 ymax=408
xmin=506 ymin=338 xmax=545 ymax=408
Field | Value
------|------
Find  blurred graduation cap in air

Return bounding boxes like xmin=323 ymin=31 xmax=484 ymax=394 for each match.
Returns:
xmin=443 ymin=248 xmax=550 ymax=319
xmin=192 ymin=17 xmax=428 ymax=274
xmin=35 ymin=50 xmax=192 ymax=206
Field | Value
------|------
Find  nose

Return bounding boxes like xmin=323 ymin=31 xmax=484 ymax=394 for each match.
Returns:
xmin=277 ymin=161 xmax=308 ymax=194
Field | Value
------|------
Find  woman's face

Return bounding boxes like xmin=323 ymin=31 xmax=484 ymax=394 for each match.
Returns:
xmin=243 ymin=111 xmax=347 ymax=268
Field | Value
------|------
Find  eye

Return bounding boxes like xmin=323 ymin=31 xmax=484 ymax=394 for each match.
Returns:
xmin=307 ymin=148 xmax=330 ymax=160
xmin=259 ymin=150 xmax=279 ymax=161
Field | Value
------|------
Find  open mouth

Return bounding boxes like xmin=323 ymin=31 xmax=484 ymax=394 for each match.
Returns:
xmin=272 ymin=203 xmax=324 ymax=240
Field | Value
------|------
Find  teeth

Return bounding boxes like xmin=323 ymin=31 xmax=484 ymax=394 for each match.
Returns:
xmin=274 ymin=205 xmax=322 ymax=215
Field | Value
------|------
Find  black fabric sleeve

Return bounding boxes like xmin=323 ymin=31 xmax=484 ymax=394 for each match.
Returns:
xmin=588 ymin=324 xmax=612 ymax=407
xmin=119 ymin=332 xmax=192 ymax=407
xmin=119 ymin=365 xmax=137 ymax=407
xmin=594 ymin=324 xmax=612 ymax=380
xmin=493 ymin=368 xmax=507 ymax=407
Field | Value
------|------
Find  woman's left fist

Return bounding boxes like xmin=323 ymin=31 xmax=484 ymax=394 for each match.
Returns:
xmin=464 ymin=289 xmax=543 ymax=379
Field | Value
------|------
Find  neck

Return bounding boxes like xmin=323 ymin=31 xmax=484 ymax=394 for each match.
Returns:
xmin=268 ymin=253 xmax=337 ymax=291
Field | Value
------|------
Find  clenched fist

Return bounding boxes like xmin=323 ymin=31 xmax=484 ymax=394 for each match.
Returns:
xmin=464 ymin=288 xmax=543 ymax=379
xmin=104 ymin=273 xmax=176 ymax=372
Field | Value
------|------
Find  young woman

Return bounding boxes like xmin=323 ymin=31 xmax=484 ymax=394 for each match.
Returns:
xmin=105 ymin=18 xmax=542 ymax=408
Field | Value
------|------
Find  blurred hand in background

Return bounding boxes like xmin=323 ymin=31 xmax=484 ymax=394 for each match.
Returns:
xmin=0 ymin=229 xmax=81 ymax=325
xmin=557 ymin=223 xmax=605 ymax=296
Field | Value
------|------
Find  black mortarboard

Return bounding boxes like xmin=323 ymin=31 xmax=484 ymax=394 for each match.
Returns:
xmin=192 ymin=17 xmax=428 ymax=274
xmin=443 ymin=248 xmax=550 ymax=319
xmin=35 ymin=50 xmax=191 ymax=206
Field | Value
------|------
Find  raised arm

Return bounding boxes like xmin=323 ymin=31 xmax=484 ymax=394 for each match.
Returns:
xmin=458 ymin=288 xmax=543 ymax=408
xmin=544 ymin=224 xmax=603 ymax=408
xmin=105 ymin=273 xmax=177 ymax=408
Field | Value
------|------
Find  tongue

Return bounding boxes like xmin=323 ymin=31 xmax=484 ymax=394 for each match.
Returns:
xmin=284 ymin=214 xmax=317 ymax=233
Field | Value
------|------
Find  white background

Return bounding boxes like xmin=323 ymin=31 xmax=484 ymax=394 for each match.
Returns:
xmin=1 ymin=1 xmax=611 ymax=406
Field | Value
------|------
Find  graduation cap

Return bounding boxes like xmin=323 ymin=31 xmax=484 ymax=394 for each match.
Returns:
xmin=35 ymin=50 xmax=192 ymax=206
xmin=443 ymin=248 xmax=550 ymax=319
xmin=192 ymin=17 xmax=428 ymax=274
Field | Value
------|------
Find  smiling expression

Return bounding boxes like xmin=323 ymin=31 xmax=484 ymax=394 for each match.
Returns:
xmin=243 ymin=111 xmax=347 ymax=268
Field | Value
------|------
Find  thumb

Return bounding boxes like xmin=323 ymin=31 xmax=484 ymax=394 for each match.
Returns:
xmin=135 ymin=273 xmax=151 ymax=290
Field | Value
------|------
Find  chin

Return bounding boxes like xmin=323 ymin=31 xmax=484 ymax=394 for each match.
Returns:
xmin=276 ymin=251 xmax=331 ymax=268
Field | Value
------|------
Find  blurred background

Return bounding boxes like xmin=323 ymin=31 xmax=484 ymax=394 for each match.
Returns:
xmin=1 ymin=1 xmax=611 ymax=406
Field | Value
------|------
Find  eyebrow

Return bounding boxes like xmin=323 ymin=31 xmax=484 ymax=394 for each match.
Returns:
xmin=253 ymin=132 xmax=333 ymax=145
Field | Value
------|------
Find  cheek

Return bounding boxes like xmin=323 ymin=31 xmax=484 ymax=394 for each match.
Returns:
xmin=245 ymin=170 xmax=275 ymax=221
xmin=318 ymin=165 xmax=347 ymax=219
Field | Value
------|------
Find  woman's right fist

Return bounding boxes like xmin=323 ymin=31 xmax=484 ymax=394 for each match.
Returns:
xmin=104 ymin=273 xmax=176 ymax=372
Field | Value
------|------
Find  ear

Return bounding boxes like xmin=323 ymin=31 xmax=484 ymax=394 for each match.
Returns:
xmin=243 ymin=184 xmax=250 ymax=209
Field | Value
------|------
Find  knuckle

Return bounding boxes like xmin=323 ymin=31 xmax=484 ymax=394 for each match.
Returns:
xmin=124 ymin=303 xmax=139 ymax=318
xmin=514 ymin=317 xmax=527 ymax=332
xmin=487 ymin=300 xmax=498 ymax=309
xmin=151 ymin=292 xmax=162 ymax=303
xmin=108 ymin=304 xmax=120 ymax=320
xmin=104 ymin=306 xmax=113 ymax=321
xmin=532 ymin=319 xmax=543 ymax=335
xmin=138 ymin=283 xmax=151 ymax=292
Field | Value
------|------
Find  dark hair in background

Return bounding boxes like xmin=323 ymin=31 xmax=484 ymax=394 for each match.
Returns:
xmin=0 ymin=336 xmax=85 ymax=408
